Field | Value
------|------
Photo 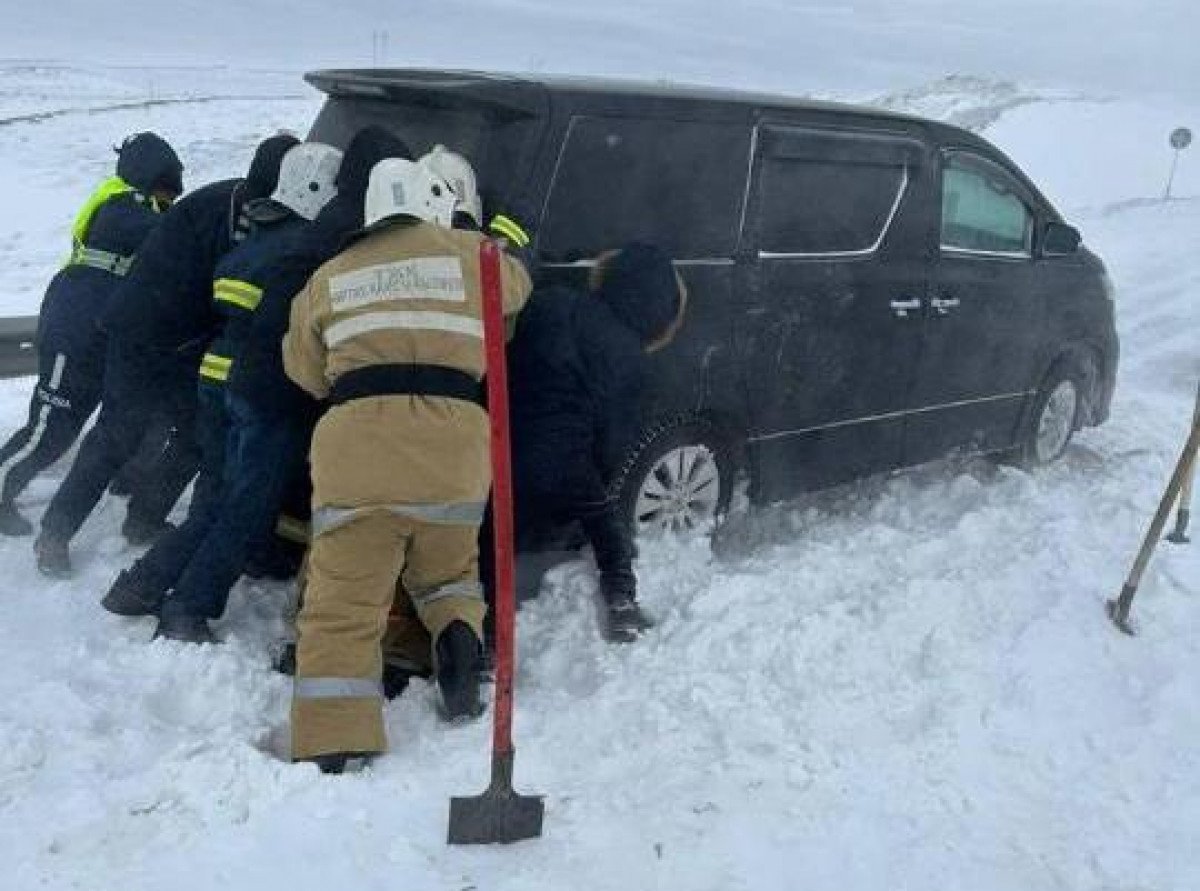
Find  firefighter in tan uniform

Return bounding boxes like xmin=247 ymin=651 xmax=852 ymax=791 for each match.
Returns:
xmin=283 ymin=158 xmax=532 ymax=773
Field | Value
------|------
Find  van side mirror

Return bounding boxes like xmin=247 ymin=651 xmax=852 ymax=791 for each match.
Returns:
xmin=1042 ymin=221 xmax=1081 ymax=256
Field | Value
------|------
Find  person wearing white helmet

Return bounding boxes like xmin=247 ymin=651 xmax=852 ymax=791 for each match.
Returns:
xmin=101 ymin=142 xmax=345 ymax=644
xmin=283 ymin=157 xmax=532 ymax=773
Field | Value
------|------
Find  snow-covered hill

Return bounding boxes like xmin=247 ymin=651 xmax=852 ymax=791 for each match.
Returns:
xmin=0 ymin=66 xmax=1196 ymax=890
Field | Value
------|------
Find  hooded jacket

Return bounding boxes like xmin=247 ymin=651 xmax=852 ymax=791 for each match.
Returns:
xmin=508 ymin=244 xmax=684 ymax=505
xmin=103 ymin=134 xmax=298 ymax=360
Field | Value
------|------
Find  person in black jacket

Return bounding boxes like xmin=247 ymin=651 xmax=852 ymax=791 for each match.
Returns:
xmin=101 ymin=142 xmax=343 ymax=642
xmin=34 ymin=134 xmax=298 ymax=577
xmin=0 ymin=132 xmax=182 ymax=537
xmin=507 ymin=243 xmax=686 ymax=642
xmin=103 ymin=128 xmax=412 ymax=639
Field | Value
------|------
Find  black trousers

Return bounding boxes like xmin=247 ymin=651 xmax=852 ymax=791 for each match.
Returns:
xmin=40 ymin=341 xmax=198 ymax=542
xmin=0 ymin=348 xmax=102 ymax=506
xmin=481 ymin=466 xmax=637 ymax=609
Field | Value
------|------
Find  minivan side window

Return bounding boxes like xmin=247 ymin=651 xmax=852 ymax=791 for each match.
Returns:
xmin=541 ymin=117 xmax=749 ymax=261
xmin=940 ymin=155 xmax=1033 ymax=256
xmin=758 ymin=158 xmax=908 ymax=256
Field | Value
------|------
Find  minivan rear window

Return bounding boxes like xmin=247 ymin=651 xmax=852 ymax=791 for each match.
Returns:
xmin=540 ymin=116 xmax=750 ymax=261
xmin=307 ymin=97 xmax=540 ymax=210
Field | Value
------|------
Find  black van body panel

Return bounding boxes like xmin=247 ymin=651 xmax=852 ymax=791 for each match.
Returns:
xmin=305 ymin=69 xmax=1119 ymax=507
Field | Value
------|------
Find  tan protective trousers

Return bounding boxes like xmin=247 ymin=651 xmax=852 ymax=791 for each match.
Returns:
xmin=290 ymin=509 xmax=486 ymax=761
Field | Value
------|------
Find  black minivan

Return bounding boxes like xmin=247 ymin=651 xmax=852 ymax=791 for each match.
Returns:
xmin=305 ymin=69 xmax=1118 ymax=535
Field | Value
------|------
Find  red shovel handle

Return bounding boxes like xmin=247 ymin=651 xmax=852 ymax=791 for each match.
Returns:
xmin=479 ymin=239 xmax=515 ymax=756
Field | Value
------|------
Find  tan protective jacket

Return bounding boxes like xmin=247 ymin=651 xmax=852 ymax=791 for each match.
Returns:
xmin=283 ymin=219 xmax=531 ymax=516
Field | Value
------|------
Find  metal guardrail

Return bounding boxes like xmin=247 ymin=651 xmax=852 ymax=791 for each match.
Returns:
xmin=0 ymin=317 xmax=39 ymax=379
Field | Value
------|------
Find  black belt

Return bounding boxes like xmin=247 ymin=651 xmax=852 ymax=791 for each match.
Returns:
xmin=328 ymin=364 xmax=484 ymax=408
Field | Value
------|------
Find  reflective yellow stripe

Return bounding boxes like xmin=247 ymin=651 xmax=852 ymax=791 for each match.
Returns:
xmin=275 ymin=514 xmax=310 ymax=544
xmin=213 ymin=278 xmax=263 ymax=311
xmin=488 ymin=214 xmax=530 ymax=248
xmin=198 ymin=353 xmax=232 ymax=382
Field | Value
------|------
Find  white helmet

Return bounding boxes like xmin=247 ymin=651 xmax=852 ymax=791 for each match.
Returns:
xmin=420 ymin=144 xmax=482 ymax=226
xmin=364 ymin=158 xmax=457 ymax=229
xmin=270 ymin=142 xmax=343 ymax=221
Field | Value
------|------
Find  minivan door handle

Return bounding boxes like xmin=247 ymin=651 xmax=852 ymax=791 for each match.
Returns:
xmin=931 ymin=296 xmax=961 ymax=315
xmin=890 ymin=297 xmax=922 ymax=318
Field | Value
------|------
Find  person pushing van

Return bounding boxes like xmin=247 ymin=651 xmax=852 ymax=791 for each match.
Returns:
xmin=284 ymin=156 xmax=532 ymax=773
xmin=507 ymin=244 xmax=687 ymax=642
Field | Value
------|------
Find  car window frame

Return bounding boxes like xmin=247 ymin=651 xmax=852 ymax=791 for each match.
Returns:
xmin=746 ymin=123 xmax=920 ymax=261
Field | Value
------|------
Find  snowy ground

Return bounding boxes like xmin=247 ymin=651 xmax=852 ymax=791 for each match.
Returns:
xmin=0 ymin=65 xmax=1197 ymax=890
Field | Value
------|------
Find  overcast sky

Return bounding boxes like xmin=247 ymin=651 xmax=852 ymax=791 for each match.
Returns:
xmin=4 ymin=0 xmax=1196 ymax=98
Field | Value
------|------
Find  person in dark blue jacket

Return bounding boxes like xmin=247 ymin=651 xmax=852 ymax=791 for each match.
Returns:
xmin=100 ymin=142 xmax=345 ymax=643
xmin=0 ymin=132 xmax=183 ymax=537
xmin=34 ymin=134 xmax=298 ymax=577
xmin=507 ymin=243 xmax=686 ymax=642
xmin=108 ymin=129 xmax=414 ymax=642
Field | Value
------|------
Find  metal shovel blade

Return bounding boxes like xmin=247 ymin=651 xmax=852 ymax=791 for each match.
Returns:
xmin=448 ymin=786 xmax=545 ymax=845
xmin=448 ymin=750 xmax=543 ymax=845
xmin=1106 ymin=598 xmax=1137 ymax=637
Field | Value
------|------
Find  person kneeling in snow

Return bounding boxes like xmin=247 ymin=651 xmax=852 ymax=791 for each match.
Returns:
xmin=507 ymin=244 xmax=687 ymax=642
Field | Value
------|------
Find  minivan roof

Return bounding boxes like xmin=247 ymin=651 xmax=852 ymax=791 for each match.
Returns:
xmin=303 ymin=68 xmax=1048 ymax=202
xmin=306 ymin=68 xmax=935 ymax=129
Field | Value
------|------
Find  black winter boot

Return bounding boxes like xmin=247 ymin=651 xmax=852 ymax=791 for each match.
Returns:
xmin=302 ymin=752 xmax=373 ymax=775
xmin=101 ymin=570 xmax=164 ymax=617
xmin=34 ymin=532 xmax=72 ymax=578
xmin=435 ymin=621 xmax=485 ymax=722
xmin=0 ymin=501 xmax=33 ymax=537
xmin=602 ymin=594 xmax=655 ymax=643
xmin=122 ymin=515 xmax=175 ymax=547
xmin=153 ymin=611 xmax=216 ymax=645
xmin=582 ymin=507 xmax=650 ymax=642
xmin=274 ymin=641 xmax=297 ymax=676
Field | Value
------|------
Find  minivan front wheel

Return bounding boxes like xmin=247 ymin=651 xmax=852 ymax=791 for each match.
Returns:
xmin=1017 ymin=365 xmax=1083 ymax=467
xmin=613 ymin=419 xmax=734 ymax=537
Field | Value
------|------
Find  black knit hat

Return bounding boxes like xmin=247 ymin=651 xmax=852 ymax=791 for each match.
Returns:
xmin=594 ymin=243 xmax=684 ymax=348
xmin=115 ymin=131 xmax=184 ymax=196
xmin=243 ymin=133 xmax=301 ymax=202
xmin=336 ymin=126 xmax=413 ymax=198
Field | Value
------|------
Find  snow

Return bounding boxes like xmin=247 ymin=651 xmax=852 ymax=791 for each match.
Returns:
xmin=0 ymin=61 xmax=1197 ymax=891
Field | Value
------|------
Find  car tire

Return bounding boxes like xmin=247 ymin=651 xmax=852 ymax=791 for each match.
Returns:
xmin=610 ymin=417 xmax=735 ymax=537
xmin=1015 ymin=361 xmax=1085 ymax=467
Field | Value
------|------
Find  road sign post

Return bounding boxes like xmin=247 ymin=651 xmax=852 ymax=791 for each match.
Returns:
xmin=1164 ymin=127 xmax=1192 ymax=201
